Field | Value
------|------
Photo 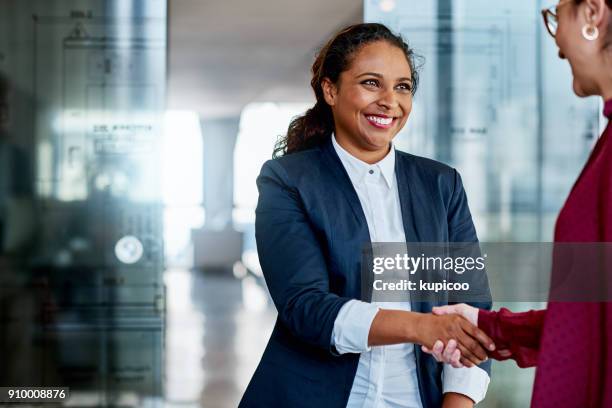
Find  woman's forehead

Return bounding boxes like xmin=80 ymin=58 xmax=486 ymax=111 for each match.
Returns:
xmin=348 ymin=42 xmax=412 ymax=77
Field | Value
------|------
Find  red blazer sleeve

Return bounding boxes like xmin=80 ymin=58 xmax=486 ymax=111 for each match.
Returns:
xmin=478 ymin=308 xmax=546 ymax=368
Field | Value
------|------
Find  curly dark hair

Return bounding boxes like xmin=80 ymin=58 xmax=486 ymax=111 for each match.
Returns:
xmin=273 ymin=23 xmax=422 ymax=158
xmin=574 ymin=0 xmax=612 ymax=7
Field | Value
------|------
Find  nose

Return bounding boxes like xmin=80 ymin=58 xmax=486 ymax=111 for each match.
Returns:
xmin=558 ymin=49 xmax=566 ymax=59
xmin=377 ymin=87 xmax=399 ymax=110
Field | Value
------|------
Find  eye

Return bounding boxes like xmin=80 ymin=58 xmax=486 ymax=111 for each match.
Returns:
xmin=361 ymin=79 xmax=379 ymax=87
xmin=396 ymin=82 xmax=412 ymax=92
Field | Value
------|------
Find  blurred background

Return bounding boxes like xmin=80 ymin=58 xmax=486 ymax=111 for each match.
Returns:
xmin=0 ymin=0 xmax=605 ymax=406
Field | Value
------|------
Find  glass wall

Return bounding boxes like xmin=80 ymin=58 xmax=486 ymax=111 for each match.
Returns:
xmin=0 ymin=1 xmax=166 ymax=406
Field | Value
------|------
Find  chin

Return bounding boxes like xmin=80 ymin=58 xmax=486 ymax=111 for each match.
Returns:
xmin=572 ymin=82 xmax=586 ymax=97
xmin=572 ymin=75 xmax=599 ymax=98
xmin=362 ymin=132 xmax=392 ymax=149
xmin=571 ymin=75 xmax=591 ymax=97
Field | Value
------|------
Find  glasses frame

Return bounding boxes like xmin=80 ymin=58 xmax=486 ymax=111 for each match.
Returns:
xmin=541 ymin=0 xmax=573 ymax=38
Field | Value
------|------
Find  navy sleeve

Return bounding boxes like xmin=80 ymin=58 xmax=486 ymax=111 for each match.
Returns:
xmin=255 ymin=160 xmax=353 ymax=353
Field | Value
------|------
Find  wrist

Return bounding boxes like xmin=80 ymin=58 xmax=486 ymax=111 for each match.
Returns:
xmin=442 ymin=392 xmax=474 ymax=408
xmin=405 ymin=312 xmax=427 ymax=344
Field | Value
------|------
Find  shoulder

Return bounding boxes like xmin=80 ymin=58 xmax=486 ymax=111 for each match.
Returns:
xmin=259 ymin=146 xmax=325 ymax=186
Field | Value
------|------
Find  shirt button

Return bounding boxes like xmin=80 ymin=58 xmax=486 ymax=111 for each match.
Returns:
xmin=369 ymin=169 xmax=374 ymax=174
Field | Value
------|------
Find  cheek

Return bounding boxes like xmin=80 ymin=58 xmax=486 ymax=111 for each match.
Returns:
xmin=347 ymin=86 xmax=377 ymax=105
xmin=396 ymin=116 xmax=410 ymax=131
xmin=555 ymin=21 xmax=574 ymax=54
xmin=400 ymin=99 xmax=413 ymax=119
xmin=404 ymin=98 xmax=413 ymax=113
xmin=556 ymin=20 xmax=588 ymax=61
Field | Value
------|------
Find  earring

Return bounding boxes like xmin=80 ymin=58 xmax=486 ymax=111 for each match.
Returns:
xmin=582 ymin=24 xmax=599 ymax=41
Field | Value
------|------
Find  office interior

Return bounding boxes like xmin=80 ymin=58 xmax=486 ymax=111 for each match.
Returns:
xmin=0 ymin=0 xmax=605 ymax=407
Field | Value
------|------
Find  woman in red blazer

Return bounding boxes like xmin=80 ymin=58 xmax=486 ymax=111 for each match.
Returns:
xmin=426 ymin=0 xmax=612 ymax=407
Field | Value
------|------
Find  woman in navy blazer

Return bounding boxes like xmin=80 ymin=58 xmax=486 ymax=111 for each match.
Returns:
xmin=239 ymin=24 xmax=494 ymax=408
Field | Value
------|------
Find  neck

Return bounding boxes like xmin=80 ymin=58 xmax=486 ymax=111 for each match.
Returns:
xmin=598 ymin=52 xmax=612 ymax=101
xmin=334 ymin=133 xmax=390 ymax=164
xmin=601 ymin=85 xmax=612 ymax=102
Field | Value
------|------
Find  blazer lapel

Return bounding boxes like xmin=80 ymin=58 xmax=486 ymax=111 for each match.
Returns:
xmin=395 ymin=152 xmax=431 ymax=314
xmin=320 ymin=138 xmax=374 ymax=301
xmin=320 ymin=139 xmax=370 ymax=229
xmin=395 ymin=151 xmax=422 ymax=243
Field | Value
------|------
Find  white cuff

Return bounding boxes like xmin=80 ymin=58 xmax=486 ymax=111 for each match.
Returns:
xmin=331 ymin=300 xmax=379 ymax=354
xmin=442 ymin=365 xmax=490 ymax=404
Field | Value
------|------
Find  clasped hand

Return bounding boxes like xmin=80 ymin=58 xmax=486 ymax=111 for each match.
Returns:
xmin=421 ymin=304 xmax=511 ymax=368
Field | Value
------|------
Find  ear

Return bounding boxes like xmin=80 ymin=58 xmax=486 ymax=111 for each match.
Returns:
xmin=584 ymin=0 xmax=608 ymax=28
xmin=321 ymin=77 xmax=337 ymax=107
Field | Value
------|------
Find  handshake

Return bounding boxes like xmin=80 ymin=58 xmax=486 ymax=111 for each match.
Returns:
xmin=416 ymin=304 xmax=511 ymax=368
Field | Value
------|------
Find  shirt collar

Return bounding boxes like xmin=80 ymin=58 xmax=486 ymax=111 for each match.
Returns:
xmin=331 ymin=133 xmax=395 ymax=188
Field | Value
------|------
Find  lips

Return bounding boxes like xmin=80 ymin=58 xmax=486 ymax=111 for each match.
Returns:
xmin=364 ymin=114 xmax=396 ymax=129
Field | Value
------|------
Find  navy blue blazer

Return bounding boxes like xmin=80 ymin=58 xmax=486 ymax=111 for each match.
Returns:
xmin=239 ymin=137 xmax=492 ymax=408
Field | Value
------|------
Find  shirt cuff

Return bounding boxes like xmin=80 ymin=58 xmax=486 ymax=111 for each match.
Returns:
xmin=330 ymin=300 xmax=379 ymax=355
xmin=442 ymin=365 xmax=490 ymax=404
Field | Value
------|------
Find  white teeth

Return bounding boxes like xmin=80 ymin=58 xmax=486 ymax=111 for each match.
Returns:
xmin=366 ymin=115 xmax=393 ymax=125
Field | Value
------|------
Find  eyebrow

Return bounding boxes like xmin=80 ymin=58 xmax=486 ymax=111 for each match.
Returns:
xmin=356 ymin=72 xmax=412 ymax=83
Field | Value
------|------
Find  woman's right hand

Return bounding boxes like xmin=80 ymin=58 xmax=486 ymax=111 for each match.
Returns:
xmin=416 ymin=313 xmax=495 ymax=367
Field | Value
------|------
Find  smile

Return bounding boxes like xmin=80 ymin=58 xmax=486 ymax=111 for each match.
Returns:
xmin=365 ymin=114 xmax=395 ymax=129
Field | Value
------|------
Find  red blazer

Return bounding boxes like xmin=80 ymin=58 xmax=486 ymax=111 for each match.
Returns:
xmin=478 ymin=99 xmax=612 ymax=408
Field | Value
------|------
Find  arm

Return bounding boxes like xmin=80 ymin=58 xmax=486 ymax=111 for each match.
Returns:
xmin=255 ymin=160 xmax=353 ymax=352
xmin=257 ymin=160 xmax=494 ymax=360
xmin=478 ymin=308 xmax=545 ymax=367
xmin=442 ymin=392 xmax=475 ymax=408
xmin=368 ymin=307 xmax=494 ymax=367
xmin=331 ymin=300 xmax=493 ymax=365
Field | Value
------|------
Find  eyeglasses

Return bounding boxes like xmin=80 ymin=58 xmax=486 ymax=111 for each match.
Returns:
xmin=541 ymin=0 xmax=572 ymax=38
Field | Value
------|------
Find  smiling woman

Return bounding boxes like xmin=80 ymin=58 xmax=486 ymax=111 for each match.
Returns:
xmin=240 ymin=23 xmax=494 ymax=408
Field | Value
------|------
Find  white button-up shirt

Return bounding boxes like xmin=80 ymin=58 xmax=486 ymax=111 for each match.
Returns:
xmin=330 ymin=134 xmax=489 ymax=407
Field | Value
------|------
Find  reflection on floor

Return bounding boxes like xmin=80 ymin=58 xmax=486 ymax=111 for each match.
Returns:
xmin=164 ymin=269 xmax=276 ymax=408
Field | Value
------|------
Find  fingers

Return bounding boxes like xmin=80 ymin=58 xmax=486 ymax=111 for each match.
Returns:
xmin=421 ymin=340 xmax=444 ymax=362
xmin=456 ymin=339 xmax=485 ymax=366
xmin=432 ymin=304 xmax=461 ymax=316
xmin=462 ymin=320 xmax=495 ymax=352
xmin=450 ymin=348 xmax=463 ymax=368
xmin=458 ymin=326 xmax=488 ymax=362
xmin=433 ymin=303 xmax=478 ymax=325
xmin=442 ymin=339 xmax=457 ymax=362
xmin=443 ymin=339 xmax=464 ymax=368
xmin=433 ymin=340 xmax=444 ymax=359
xmin=423 ymin=340 xmax=464 ymax=368
xmin=454 ymin=322 xmax=488 ymax=365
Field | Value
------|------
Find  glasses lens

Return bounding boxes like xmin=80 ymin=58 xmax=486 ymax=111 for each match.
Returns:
xmin=549 ymin=13 xmax=558 ymax=34
xmin=545 ymin=10 xmax=558 ymax=36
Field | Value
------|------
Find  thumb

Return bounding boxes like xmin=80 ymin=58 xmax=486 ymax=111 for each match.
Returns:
xmin=432 ymin=305 xmax=456 ymax=315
